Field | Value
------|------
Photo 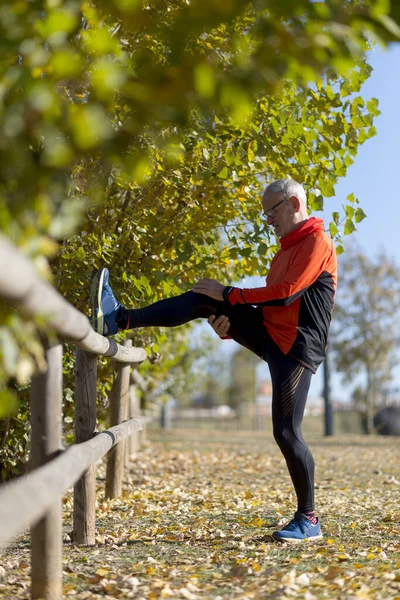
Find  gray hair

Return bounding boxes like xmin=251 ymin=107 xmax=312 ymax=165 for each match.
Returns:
xmin=265 ymin=178 xmax=307 ymax=205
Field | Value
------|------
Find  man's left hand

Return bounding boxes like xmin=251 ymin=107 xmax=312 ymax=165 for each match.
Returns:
xmin=192 ymin=278 xmax=225 ymax=301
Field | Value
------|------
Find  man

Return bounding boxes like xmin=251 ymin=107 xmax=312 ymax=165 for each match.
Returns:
xmin=91 ymin=178 xmax=337 ymax=542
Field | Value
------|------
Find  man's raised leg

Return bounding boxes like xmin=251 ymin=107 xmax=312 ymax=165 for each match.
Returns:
xmin=91 ymin=268 xmax=223 ymax=336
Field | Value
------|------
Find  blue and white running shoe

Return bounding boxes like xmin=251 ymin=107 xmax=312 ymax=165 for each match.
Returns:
xmin=272 ymin=512 xmax=323 ymax=543
xmin=90 ymin=268 xmax=121 ymax=336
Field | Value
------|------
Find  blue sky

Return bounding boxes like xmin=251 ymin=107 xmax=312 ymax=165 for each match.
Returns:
xmin=311 ymin=43 xmax=400 ymax=400
xmin=320 ymin=44 xmax=400 ymax=261
xmin=196 ymin=44 xmax=400 ymax=402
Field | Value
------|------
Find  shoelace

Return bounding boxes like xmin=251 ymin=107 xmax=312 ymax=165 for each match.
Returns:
xmin=285 ymin=517 xmax=314 ymax=534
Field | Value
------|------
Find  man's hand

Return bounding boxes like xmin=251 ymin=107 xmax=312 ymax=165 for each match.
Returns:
xmin=208 ymin=315 xmax=230 ymax=338
xmin=192 ymin=278 xmax=225 ymax=301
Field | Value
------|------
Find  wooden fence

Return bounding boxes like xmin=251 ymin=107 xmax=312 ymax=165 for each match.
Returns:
xmin=0 ymin=234 xmax=147 ymax=600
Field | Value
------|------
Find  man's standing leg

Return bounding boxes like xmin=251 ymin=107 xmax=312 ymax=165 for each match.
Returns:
xmin=267 ymin=352 xmax=322 ymax=542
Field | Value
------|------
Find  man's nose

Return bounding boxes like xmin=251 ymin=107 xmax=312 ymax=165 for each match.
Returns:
xmin=267 ymin=214 xmax=275 ymax=225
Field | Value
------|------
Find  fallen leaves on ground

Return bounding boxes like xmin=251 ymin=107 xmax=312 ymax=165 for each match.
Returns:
xmin=1 ymin=431 xmax=400 ymax=599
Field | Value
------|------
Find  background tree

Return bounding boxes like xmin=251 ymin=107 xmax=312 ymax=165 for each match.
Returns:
xmin=228 ymin=346 xmax=259 ymax=414
xmin=187 ymin=336 xmax=230 ymax=409
xmin=331 ymin=247 xmax=400 ymax=433
xmin=135 ymin=329 xmax=227 ymax=410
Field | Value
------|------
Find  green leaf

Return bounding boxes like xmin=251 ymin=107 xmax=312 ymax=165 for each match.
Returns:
xmin=70 ymin=105 xmax=113 ymax=149
xmin=225 ymin=147 xmax=235 ymax=166
xmin=358 ymin=129 xmax=369 ymax=144
xmin=367 ymin=97 xmax=380 ymax=117
xmin=309 ymin=195 xmax=324 ymax=211
xmin=35 ymin=8 xmax=79 ymax=39
xmin=0 ymin=389 xmax=17 ymax=418
xmin=217 ymin=167 xmax=228 ymax=179
xmin=344 ymin=219 xmax=356 ymax=235
xmin=355 ymin=208 xmax=367 ymax=223
xmin=248 ymin=144 xmax=255 ymax=163
xmin=344 ymin=154 xmax=354 ymax=167
xmin=319 ymin=180 xmax=335 ymax=198
xmin=329 ymin=222 xmax=338 ymax=237
xmin=194 ymin=63 xmax=216 ymax=98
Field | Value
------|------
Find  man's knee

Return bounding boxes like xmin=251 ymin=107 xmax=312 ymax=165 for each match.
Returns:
xmin=273 ymin=424 xmax=294 ymax=448
xmin=187 ymin=291 xmax=220 ymax=319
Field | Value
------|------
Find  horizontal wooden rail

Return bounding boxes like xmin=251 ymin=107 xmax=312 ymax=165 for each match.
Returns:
xmin=0 ymin=418 xmax=142 ymax=550
xmin=0 ymin=235 xmax=149 ymax=598
xmin=131 ymin=368 xmax=147 ymax=391
xmin=0 ymin=234 xmax=146 ymax=364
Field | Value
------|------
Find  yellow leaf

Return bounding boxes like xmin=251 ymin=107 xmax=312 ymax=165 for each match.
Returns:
xmin=96 ymin=568 xmax=110 ymax=577
xmin=248 ymin=517 xmax=263 ymax=527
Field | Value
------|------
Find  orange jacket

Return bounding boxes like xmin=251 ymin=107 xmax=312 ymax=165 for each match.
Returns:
xmin=226 ymin=217 xmax=337 ymax=372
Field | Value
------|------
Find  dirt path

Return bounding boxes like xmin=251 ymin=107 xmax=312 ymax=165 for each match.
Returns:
xmin=1 ymin=431 xmax=400 ymax=599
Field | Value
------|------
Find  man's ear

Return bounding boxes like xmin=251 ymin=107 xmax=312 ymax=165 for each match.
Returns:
xmin=290 ymin=195 xmax=301 ymax=213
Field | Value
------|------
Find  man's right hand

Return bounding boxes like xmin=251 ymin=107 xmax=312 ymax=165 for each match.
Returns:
xmin=208 ymin=314 xmax=230 ymax=338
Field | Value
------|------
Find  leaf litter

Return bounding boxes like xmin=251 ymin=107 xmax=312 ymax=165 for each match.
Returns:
xmin=0 ymin=430 xmax=399 ymax=599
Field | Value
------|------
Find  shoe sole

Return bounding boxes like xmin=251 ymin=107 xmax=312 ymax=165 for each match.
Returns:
xmin=272 ymin=533 xmax=323 ymax=544
xmin=90 ymin=268 xmax=106 ymax=335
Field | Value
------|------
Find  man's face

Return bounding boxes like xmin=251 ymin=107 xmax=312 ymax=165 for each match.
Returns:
xmin=261 ymin=191 xmax=295 ymax=238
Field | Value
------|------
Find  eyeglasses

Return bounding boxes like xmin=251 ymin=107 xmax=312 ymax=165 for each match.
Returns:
xmin=261 ymin=198 xmax=287 ymax=220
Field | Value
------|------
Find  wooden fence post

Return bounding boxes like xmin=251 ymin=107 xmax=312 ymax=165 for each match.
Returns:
xmin=73 ymin=348 xmax=97 ymax=546
xmin=30 ymin=341 xmax=63 ymax=600
xmin=105 ymin=339 xmax=131 ymax=499
xmin=125 ymin=384 xmax=140 ymax=465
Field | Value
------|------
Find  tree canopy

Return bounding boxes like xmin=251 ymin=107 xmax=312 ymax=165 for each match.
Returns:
xmin=1 ymin=0 xmax=400 ymax=416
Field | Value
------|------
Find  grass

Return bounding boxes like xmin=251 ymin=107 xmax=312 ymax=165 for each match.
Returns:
xmin=1 ymin=430 xmax=399 ymax=599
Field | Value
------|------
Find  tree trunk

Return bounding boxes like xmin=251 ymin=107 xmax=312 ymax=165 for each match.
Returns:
xmin=366 ymin=367 xmax=375 ymax=434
